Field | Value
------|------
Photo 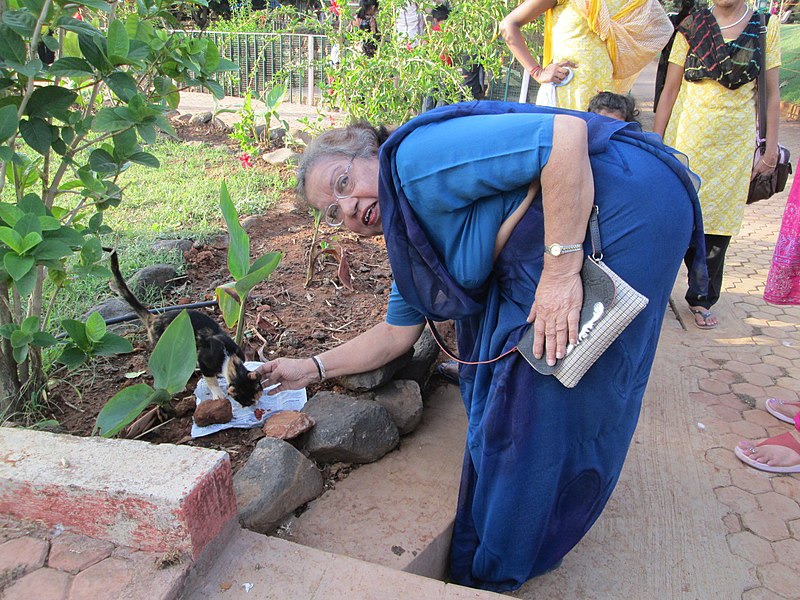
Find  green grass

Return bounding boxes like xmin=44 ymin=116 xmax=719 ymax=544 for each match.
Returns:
xmin=109 ymin=137 xmax=293 ymax=239
xmin=781 ymin=24 xmax=800 ymax=104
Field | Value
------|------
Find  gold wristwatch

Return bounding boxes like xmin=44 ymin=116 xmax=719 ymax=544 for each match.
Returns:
xmin=544 ymin=243 xmax=583 ymax=257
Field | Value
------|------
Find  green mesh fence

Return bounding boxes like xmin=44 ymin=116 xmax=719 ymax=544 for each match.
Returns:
xmin=185 ymin=30 xmax=532 ymax=104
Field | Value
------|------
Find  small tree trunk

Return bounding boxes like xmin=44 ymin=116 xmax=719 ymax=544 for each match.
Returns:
xmin=0 ymin=281 xmax=21 ymax=415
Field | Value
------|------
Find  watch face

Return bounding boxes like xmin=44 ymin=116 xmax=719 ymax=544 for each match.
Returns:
xmin=547 ymin=244 xmax=562 ymax=256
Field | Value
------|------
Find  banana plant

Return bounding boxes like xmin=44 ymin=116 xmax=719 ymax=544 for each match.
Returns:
xmin=94 ymin=310 xmax=195 ymax=438
xmin=216 ymin=182 xmax=282 ymax=346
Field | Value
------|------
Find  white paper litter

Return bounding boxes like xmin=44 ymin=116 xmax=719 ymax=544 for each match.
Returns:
xmin=190 ymin=361 xmax=307 ymax=438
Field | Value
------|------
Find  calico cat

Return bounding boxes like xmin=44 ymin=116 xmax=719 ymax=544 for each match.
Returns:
xmin=109 ymin=251 xmax=262 ymax=406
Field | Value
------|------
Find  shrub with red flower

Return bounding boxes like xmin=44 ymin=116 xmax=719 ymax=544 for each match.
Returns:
xmin=239 ymin=153 xmax=253 ymax=168
xmin=329 ymin=0 xmax=341 ymax=16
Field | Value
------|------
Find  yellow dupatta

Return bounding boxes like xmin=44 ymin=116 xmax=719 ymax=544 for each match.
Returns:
xmin=543 ymin=0 xmax=673 ymax=81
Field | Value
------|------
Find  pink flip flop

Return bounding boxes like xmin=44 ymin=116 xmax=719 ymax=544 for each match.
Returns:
xmin=735 ymin=431 xmax=800 ymax=473
xmin=765 ymin=398 xmax=800 ymax=425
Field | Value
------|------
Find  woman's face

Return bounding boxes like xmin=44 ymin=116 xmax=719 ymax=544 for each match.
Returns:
xmin=305 ymin=155 xmax=382 ymax=237
xmin=711 ymin=0 xmax=746 ymax=10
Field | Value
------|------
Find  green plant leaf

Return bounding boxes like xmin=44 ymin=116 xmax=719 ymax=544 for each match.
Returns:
xmin=93 ymin=333 xmax=133 ymax=356
xmin=20 ymin=315 xmax=39 ymax=335
xmin=149 ymin=310 xmax=196 ymax=394
xmin=78 ymin=33 xmax=111 ymax=72
xmin=2 ymin=10 xmax=37 ymax=37
xmin=0 ymin=323 xmax=17 ymax=338
xmin=48 ymin=57 xmax=95 ymax=77
xmin=89 ymin=148 xmax=118 ymax=173
xmin=107 ymin=19 xmax=129 ymax=61
xmin=12 ymin=343 xmax=28 ymax=364
xmin=12 ymin=265 xmax=36 ymax=296
xmin=32 ymin=239 xmax=71 ymax=261
xmin=93 ymin=108 xmax=133 ymax=133
xmin=127 ymin=151 xmax=159 ymax=168
xmin=31 ymin=331 xmax=58 ymax=347
xmin=216 ymin=58 xmax=238 ymax=72
xmin=85 ymin=311 xmax=107 ymax=342
xmin=0 ymin=24 xmax=26 ymax=65
xmin=10 ymin=329 xmax=32 ymax=349
xmin=26 ymin=86 xmax=78 ymax=119
xmin=61 ymin=318 xmax=90 ymax=350
xmin=215 ymin=284 xmax=240 ymax=329
xmin=94 ymin=383 xmax=156 ymax=437
xmin=0 ymin=226 xmax=23 ymax=252
xmin=105 ymin=72 xmax=138 ymax=102
xmin=0 ymin=105 xmax=18 ymax=142
xmin=18 ymin=118 xmax=52 ymax=155
xmin=71 ymin=0 xmax=114 ymax=14
xmin=57 ymin=345 xmax=89 ymax=369
xmin=3 ymin=253 xmax=34 ymax=281
xmin=0 ymin=203 xmax=23 ymax=226
xmin=219 ymin=182 xmax=250 ymax=280
xmin=17 ymin=231 xmax=41 ymax=253
xmin=235 ymin=251 xmax=282 ymax=296
xmin=112 ymin=128 xmax=138 ymax=158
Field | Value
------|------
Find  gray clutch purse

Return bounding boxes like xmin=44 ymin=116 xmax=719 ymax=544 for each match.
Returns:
xmin=517 ymin=207 xmax=649 ymax=388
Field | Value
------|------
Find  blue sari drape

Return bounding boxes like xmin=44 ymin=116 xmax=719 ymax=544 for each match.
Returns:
xmin=378 ymin=101 xmax=705 ymax=592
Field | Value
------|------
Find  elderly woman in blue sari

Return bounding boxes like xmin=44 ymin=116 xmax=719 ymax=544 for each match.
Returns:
xmin=254 ymin=101 xmax=704 ymax=592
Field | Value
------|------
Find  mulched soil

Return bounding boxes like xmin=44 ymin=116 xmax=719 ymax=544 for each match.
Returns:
xmin=43 ymin=120 xmax=426 ymax=473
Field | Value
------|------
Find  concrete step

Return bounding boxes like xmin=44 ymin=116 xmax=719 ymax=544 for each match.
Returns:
xmin=181 ymin=527 xmax=503 ymax=599
xmin=0 ymin=427 xmax=237 ymax=560
xmin=273 ymin=383 xmax=468 ymax=580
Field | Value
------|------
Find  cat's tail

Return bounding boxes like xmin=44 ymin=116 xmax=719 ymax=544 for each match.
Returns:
xmin=109 ymin=251 xmax=156 ymax=328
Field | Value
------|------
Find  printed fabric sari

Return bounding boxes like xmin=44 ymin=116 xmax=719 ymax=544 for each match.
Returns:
xmin=765 ymin=164 xmax=800 ymax=305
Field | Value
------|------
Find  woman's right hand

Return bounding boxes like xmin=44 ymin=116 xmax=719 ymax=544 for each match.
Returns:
xmin=535 ymin=60 xmax=578 ymax=84
xmin=250 ymin=357 xmax=318 ymax=395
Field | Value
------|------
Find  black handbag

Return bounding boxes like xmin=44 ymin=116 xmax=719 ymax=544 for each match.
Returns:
xmin=747 ymin=13 xmax=792 ymax=204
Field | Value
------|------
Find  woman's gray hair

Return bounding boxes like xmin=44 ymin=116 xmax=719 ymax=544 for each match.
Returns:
xmin=296 ymin=120 xmax=391 ymax=202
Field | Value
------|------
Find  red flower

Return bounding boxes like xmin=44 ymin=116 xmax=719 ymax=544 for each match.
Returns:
xmin=327 ymin=75 xmax=335 ymax=85
xmin=239 ymin=153 xmax=253 ymax=168
xmin=329 ymin=0 xmax=341 ymax=16
xmin=406 ymin=43 xmax=413 ymax=51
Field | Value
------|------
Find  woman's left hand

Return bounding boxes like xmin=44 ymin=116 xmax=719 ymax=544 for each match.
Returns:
xmin=751 ymin=150 xmax=778 ymax=180
xmin=527 ymin=260 xmax=583 ymax=366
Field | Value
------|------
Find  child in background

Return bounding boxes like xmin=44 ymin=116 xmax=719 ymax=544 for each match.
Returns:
xmin=588 ymin=91 xmax=640 ymax=123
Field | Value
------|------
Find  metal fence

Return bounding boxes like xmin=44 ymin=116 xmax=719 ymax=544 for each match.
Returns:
xmin=185 ymin=30 xmax=532 ymax=105
xmin=185 ymin=30 xmax=332 ymax=104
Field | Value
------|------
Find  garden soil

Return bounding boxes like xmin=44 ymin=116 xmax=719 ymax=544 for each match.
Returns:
xmin=44 ymin=120 xmax=449 ymax=473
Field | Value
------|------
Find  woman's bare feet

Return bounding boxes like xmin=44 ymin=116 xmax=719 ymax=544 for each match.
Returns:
xmin=735 ymin=431 xmax=800 ymax=473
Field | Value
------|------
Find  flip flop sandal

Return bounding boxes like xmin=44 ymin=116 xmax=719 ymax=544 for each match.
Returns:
xmin=734 ymin=431 xmax=800 ymax=473
xmin=765 ymin=398 xmax=800 ymax=425
xmin=689 ymin=307 xmax=718 ymax=330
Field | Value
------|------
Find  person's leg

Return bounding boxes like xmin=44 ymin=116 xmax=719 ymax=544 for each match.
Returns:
xmin=685 ymin=233 xmax=731 ymax=328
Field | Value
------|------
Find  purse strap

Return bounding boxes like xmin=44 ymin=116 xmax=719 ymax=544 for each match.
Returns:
xmin=756 ymin=12 xmax=767 ymax=142
xmin=426 ymin=206 xmax=602 ymax=366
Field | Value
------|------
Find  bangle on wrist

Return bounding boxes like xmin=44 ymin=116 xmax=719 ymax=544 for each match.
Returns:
xmin=310 ymin=355 xmax=326 ymax=381
xmin=529 ymin=65 xmax=542 ymax=80
xmin=761 ymin=157 xmax=777 ymax=169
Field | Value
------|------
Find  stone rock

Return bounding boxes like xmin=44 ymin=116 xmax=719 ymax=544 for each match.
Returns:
xmin=151 ymin=239 xmax=193 ymax=254
xmin=86 ymin=297 xmax=133 ymax=320
xmin=129 ymin=264 xmax=179 ymax=296
xmin=301 ymin=392 xmax=399 ymax=463
xmin=234 ymin=437 xmax=324 ymax=534
xmin=371 ymin=380 xmax=423 ymax=436
xmin=263 ymin=410 xmax=315 ymax=440
xmin=177 ymin=113 xmax=192 ymax=122
xmin=241 ymin=215 xmax=261 ymax=233
xmin=261 ymin=147 xmax=300 ymax=165
xmin=193 ymin=399 xmax=233 ymax=427
xmin=269 ymin=126 xmax=286 ymax=145
xmin=337 ymin=349 xmax=414 ymax=392
xmin=189 ymin=111 xmax=213 ymax=124
xmin=394 ymin=328 xmax=439 ymax=388
xmin=212 ymin=117 xmax=231 ymax=132
xmin=289 ymin=128 xmax=313 ymax=145
xmin=165 ymin=109 xmax=181 ymax=119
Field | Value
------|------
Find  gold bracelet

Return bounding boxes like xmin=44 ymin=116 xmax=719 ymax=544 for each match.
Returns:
xmin=761 ymin=157 xmax=778 ymax=169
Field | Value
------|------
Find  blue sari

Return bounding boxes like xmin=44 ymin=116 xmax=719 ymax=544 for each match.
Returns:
xmin=378 ymin=101 xmax=705 ymax=592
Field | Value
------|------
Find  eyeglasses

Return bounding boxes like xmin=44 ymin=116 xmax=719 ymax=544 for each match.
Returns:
xmin=323 ymin=156 xmax=356 ymax=227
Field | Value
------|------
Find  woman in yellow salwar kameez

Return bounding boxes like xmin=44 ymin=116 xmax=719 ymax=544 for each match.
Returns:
xmin=500 ymin=0 xmax=672 ymax=111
